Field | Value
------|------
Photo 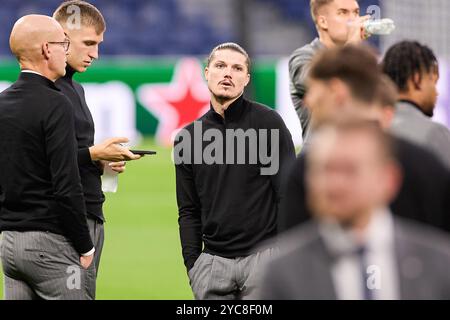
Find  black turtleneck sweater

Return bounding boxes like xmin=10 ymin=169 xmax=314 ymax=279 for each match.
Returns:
xmin=0 ymin=72 xmax=93 ymax=254
xmin=55 ymin=67 xmax=105 ymax=222
xmin=175 ymin=95 xmax=296 ymax=271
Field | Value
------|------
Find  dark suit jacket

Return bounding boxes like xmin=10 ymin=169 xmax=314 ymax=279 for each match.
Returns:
xmin=260 ymin=217 xmax=450 ymax=300
xmin=278 ymin=137 xmax=450 ymax=233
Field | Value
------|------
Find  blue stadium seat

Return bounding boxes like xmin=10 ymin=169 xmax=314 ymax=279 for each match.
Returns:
xmin=0 ymin=0 xmax=379 ymax=56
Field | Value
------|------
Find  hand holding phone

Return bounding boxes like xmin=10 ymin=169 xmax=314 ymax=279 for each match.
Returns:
xmin=129 ymin=150 xmax=157 ymax=155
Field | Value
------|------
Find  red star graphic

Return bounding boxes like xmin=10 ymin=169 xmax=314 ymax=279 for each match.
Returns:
xmin=137 ymin=58 xmax=211 ymax=146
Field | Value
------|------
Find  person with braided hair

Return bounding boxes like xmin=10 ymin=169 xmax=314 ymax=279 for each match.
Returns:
xmin=382 ymin=41 xmax=450 ymax=169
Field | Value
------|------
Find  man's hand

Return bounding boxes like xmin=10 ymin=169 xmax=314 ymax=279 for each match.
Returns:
xmin=80 ymin=253 xmax=94 ymax=270
xmin=346 ymin=15 xmax=371 ymax=45
xmin=89 ymin=137 xmax=141 ymax=162
xmin=108 ymin=161 xmax=127 ymax=173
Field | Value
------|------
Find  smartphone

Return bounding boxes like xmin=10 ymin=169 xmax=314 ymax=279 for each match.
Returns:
xmin=130 ymin=150 xmax=157 ymax=155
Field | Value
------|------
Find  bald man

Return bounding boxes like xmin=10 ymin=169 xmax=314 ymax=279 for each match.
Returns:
xmin=0 ymin=15 xmax=95 ymax=300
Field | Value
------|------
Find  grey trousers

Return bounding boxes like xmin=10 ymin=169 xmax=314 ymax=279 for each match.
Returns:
xmin=0 ymin=218 xmax=104 ymax=300
xmin=89 ymin=217 xmax=105 ymax=278
xmin=188 ymin=248 xmax=276 ymax=300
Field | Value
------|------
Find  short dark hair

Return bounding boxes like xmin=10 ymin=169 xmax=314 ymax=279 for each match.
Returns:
xmin=53 ymin=0 xmax=106 ymax=34
xmin=207 ymin=42 xmax=251 ymax=71
xmin=382 ymin=41 xmax=438 ymax=93
xmin=309 ymin=44 xmax=381 ymax=105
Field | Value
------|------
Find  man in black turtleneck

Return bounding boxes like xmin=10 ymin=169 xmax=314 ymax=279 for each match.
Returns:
xmin=53 ymin=1 xmax=141 ymax=278
xmin=175 ymin=43 xmax=295 ymax=300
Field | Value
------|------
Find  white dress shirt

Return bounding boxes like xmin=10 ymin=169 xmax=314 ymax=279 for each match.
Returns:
xmin=319 ymin=208 xmax=400 ymax=300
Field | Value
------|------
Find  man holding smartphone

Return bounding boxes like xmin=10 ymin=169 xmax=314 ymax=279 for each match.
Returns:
xmin=52 ymin=1 xmax=141 ymax=281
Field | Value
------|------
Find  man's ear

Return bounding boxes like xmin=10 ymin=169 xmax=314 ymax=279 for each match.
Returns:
xmin=411 ymin=72 xmax=422 ymax=91
xmin=204 ymin=67 xmax=209 ymax=81
xmin=330 ymin=78 xmax=349 ymax=105
xmin=382 ymin=107 xmax=395 ymax=125
xmin=383 ymin=161 xmax=403 ymax=204
xmin=42 ymin=43 xmax=51 ymax=60
xmin=244 ymin=73 xmax=250 ymax=87
xmin=317 ymin=15 xmax=328 ymax=31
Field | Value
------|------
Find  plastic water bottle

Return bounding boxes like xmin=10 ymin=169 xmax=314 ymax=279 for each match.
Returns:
xmin=363 ymin=18 xmax=396 ymax=35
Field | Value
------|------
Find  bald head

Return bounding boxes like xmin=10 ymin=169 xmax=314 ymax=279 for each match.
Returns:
xmin=10 ymin=15 xmax=66 ymax=64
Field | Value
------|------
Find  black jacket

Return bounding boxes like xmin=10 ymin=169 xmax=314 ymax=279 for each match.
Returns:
xmin=175 ymin=95 xmax=296 ymax=270
xmin=55 ymin=66 xmax=105 ymax=222
xmin=0 ymin=72 xmax=93 ymax=254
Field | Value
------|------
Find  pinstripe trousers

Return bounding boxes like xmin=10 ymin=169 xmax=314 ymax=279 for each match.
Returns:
xmin=0 ymin=218 xmax=103 ymax=300
xmin=188 ymin=248 xmax=276 ymax=300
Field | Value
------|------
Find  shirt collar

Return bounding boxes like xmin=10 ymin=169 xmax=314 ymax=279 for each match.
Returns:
xmin=21 ymin=70 xmax=44 ymax=77
xmin=319 ymin=207 xmax=394 ymax=258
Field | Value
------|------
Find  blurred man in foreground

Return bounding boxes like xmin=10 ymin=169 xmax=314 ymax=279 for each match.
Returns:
xmin=260 ymin=120 xmax=450 ymax=300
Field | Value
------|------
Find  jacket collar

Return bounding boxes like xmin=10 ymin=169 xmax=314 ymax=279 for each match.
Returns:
xmin=18 ymin=71 xmax=60 ymax=91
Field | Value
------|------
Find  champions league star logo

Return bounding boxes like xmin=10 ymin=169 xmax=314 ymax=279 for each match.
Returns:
xmin=137 ymin=58 xmax=211 ymax=146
